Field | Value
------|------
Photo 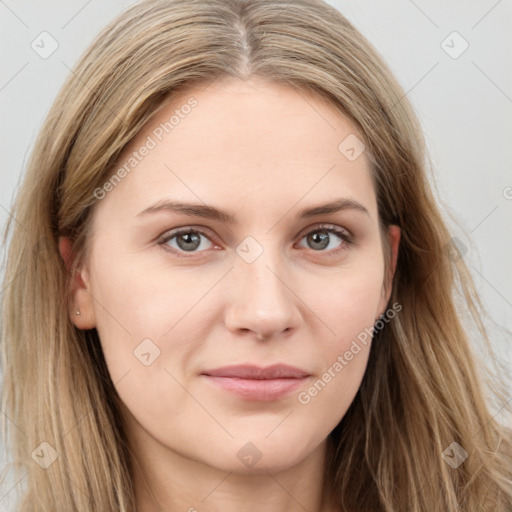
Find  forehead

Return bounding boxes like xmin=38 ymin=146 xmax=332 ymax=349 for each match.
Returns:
xmin=94 ymin=76 xmax=378 ymax=223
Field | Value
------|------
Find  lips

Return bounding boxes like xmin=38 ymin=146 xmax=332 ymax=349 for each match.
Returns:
xmin=202 ymin=364 xmax=310 ymax=379
xmin=200 ymin=364 xmax=311 ymax=401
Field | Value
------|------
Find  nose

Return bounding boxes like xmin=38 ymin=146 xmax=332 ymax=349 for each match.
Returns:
xmin=224 ymin=245 xmax=302 ymax=341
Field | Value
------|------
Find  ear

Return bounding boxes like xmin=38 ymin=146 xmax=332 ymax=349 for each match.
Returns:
xmin=387 ymin=224 xmax=401 ymax=285
xmin=59 ymin=237 xmax=96 ymax=329
xmin=378 ymin=224 xmax=401 ymax=316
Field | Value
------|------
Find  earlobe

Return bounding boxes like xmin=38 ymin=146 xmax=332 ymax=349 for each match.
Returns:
xmin=58 ymin=236 xmax=96 ymax=329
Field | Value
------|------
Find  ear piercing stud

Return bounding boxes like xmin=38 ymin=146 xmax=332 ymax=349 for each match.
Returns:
xmin=75 ymin=310 xmax=81 ymax=316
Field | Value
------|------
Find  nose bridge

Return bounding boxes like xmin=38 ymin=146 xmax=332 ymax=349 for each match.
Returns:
xmin=225 ymin=235 xmax=300 ymax=338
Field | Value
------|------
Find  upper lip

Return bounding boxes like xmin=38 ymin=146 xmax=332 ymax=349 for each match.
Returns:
xmin=201 ymin=364 xmax=310 ymax=379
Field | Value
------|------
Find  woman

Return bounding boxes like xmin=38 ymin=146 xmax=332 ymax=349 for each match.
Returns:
xmin=1 ymin=0 xmax=511 ymax=510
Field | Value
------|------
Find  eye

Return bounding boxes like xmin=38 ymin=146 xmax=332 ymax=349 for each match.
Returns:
xmin=158 ymin=223 xmax=353 ymax=258
xmin=158 ymin=227 xmax=215 ymax=256
xmin=296 ymin=224 xmax=352 ymax=256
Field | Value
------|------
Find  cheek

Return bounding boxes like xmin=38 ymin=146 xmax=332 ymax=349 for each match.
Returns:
xmin=301 ymin=262 xmax=384 ymax=398
xmin=87 ymin=250 xmax=216 ymax=409
xmin=87 ymin=261 xmax=201 ymax=437
xmin=89 ymin=244 xmax=197 ymax=332
xmin=312 ymin=261 xmax=385 ymax=346
xmin=293 ymin=283 xmax=380 ymax=437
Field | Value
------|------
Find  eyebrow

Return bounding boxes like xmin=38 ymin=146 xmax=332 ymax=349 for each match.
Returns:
xmin=136 ymin=198 xmax=370 ymax=223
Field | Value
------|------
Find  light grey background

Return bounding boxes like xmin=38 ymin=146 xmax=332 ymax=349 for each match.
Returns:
xmin=1 ymin=0 xmax=511 ymax=507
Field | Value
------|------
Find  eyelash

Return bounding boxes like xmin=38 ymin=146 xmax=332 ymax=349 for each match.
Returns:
xmin=157 ymin=223 xmax=353 ymax=259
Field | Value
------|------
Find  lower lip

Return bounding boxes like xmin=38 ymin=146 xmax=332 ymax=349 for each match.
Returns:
xmin=203 ymin=376 xmax=308 ymax=401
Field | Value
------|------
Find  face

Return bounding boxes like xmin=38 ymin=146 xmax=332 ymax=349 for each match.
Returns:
xmin=63 ymin=76 xmax=400 ymax=474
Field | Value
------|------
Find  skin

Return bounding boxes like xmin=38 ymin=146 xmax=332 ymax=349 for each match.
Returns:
xmin=60 ymin=76 xmax=400 ymax=512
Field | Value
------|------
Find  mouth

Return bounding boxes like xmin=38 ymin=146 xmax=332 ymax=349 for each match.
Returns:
xmin=200 ymin=364 xmax=311 ymax=401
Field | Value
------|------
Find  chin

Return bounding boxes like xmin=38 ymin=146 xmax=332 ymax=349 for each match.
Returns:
xmin=193 ymin=428 xmax=323 ymax=475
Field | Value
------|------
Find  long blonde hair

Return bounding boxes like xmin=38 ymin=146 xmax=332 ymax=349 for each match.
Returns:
xmin=1 ymin=0 xmax=511 ymax=510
